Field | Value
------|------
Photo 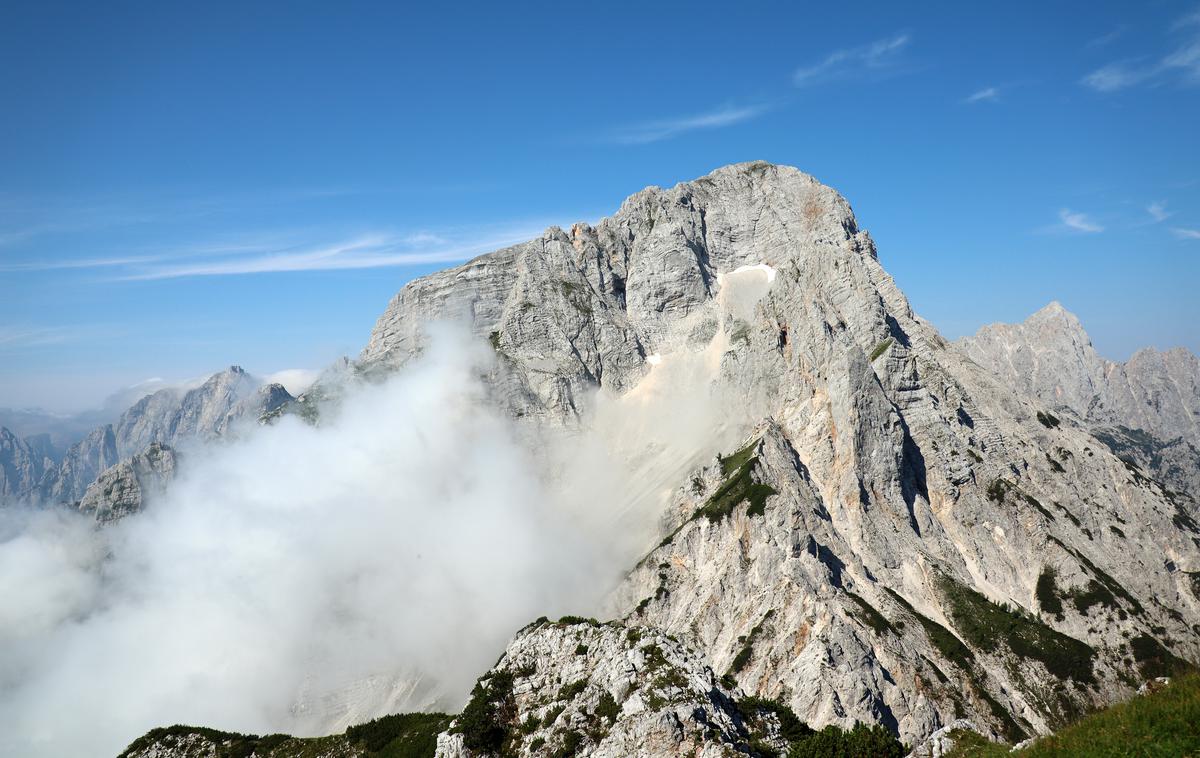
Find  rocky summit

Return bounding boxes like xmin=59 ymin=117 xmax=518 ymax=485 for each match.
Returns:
xmin=111 ymin=162 xmax=1200 ymax=756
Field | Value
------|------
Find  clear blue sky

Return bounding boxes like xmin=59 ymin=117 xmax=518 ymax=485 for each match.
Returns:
xmin=2 ymin=1 xmax=1198 ymax=411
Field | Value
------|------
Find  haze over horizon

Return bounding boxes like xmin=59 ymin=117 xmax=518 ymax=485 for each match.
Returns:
xmin=3 ymin=1 xmax=1200 ymax=412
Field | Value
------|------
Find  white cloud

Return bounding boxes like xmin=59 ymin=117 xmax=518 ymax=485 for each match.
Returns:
xmin=1058 ymin=208 xmax=1105 ymax=233
xmin=965 ymin=87 xmax=999 ymax=103
xmin=1087 ymin=27 xmax=1126 ymax=48
xmin=1173 ymin=7 xmax=1200 ymax=30
xmin=606 ymin=104 xmax=770 ymax=145
xmin=0 ymin=322 xmax=757 ymax=756
xmin=793 ymin=34 xmax=911 ymax=87
xmin=263 ymin=368 xmax=320 ymax=396
xmin=1081 ymin=62 xmax=1153 ymax=92
xmin=106 ymin=225 xmax=550 ymax=280
xmin=1172 ymin=227 xmax=1200 ymax=239
xmin=0 ymin=254 xmax=168 ymax=273
xmin=1083 ymin=13 xmax=1200 ymax=92
xmin=1147 ymin=202 xmax=1171 ymax=223
xmin=0 ymin=326 xmax=72 ymax=349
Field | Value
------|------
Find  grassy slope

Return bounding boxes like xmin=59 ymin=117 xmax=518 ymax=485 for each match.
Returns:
xmin=947 ymin=673 xmax=1200 ymax=757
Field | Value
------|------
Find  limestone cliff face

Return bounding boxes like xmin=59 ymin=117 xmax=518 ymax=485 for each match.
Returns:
xmin=357 ymin=162 xmax=1200 ymax=747
xmin=0 ymin=426 xmax=54 ymax=498
xmin=957 ymin=303 xmax=1200 ymax=501
xmin=1 ymin=368 xmax=293 ymax=518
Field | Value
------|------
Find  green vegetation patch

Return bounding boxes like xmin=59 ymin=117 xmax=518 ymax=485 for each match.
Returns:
xmin=937 ymin=575 xmax=1096 ymax=684
xmin=1048 ymin=536 xmax=1144 ymax=616
xmin=1036 ymin=567 xmax=1065 ymax=621
xmin=846 ymin=591 xmax=898 ymax=635
xmin=555 ymin=615 xmax=601 ymax=626
xmin=883 ymin=587 xmax=976 ymax=671
xmin=735 ymin=695 xmax=904 ymax=758
xmin=118 ymin=726 xmax=290 ymax=758
xmin=346 ymin=713 xmax=453 ymax=758
xmin=946 ymin=672 xmax=1200 ymax=758
xmin=789 ymin=723 xmax=907 ymax=758
xmin=1130 ymin=634 xmax=1193 ymax=679
xmin=120 ymin=712 xmax=453 ymax=758
xmin=869 ymin=338 xmax=894 ymax=362
xmin=451 ymin=670 xmax=516 ymax=754
xmin=883 ymin=586 xmax=1029 ymax=741
xmin=692 ymin=439 xmax=777 ymax=522
xmin=986 ymin=478 xmax=1012 ymax=504
xmin=727 ymin=610 xmax=775 ymax=677
xmin=1036 ymin=411 xmax=1061 ymax=429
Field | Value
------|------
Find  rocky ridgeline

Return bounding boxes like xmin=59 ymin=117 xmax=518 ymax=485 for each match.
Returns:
xmin=957 ymin=302 xmax=1200 ymax=504
xmin=99 ymin=162 xmax=1200 ymax=755
xmin=0 ymin=367 xmax=294 ymax=520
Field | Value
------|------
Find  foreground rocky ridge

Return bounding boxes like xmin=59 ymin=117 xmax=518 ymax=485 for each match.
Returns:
xmin=116 ymin=162 xmax=1199 ymax=755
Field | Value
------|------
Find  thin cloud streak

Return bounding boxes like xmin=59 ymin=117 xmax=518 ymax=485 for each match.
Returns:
xmin=793 ymin=33 xmax=911 ymax=87
xmin=1059 ymin=208 xmax=1105 ymax=233
xmin=1173 ymin=227 xmax=1200 ymax=239
xmin=965 ymin=87 xmax=999 ymax=103
xmin=0 ymin=254 xmax=169 ymax=273
xmin=0 ymin=326 xmax=73 ymax=350
xmin=121 ymin=227 xmax=549 ymax=280
xmin=606 ymin=104 xmax=770 ymax=145
xmin=1147 ymin=202 xmax=1171 ymax=223
xmin=1083 ymin=11 xmax=1200 ymax=92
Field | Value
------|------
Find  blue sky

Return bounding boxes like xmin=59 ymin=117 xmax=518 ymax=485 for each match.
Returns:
xmin=2 ymin=1 xmax=1198 ymax=412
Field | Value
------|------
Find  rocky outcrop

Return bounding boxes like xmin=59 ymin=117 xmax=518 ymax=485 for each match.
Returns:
xmin=77 ymin=442 xmax=178 ymax=523
xmin=435 ymin=618 xmax=784 ymax=758
xmin=956 ymin=303 xmax=1200 ymax=500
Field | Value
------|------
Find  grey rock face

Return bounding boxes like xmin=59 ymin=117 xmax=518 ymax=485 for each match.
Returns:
xmin=435 ymin=618 xmax=783 ymax=758
xmin=357 ymin=162 xmax=1200 ymax=746
xmin=2 ymin=367 xmax=294 ymax=510
xmin=0 ymin=426 xmax=54 ymax=498
xmin=41 ymin=424 xmax=120 ymax=504
xmin=77 ymin=442 xmax=178 ymax=523
xmin=957 ymin=303 xmax=1200 ymax=500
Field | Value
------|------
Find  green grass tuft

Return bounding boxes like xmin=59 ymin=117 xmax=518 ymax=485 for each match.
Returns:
xmin=869 ymin=338 xmax=894 ymax=362
xmin=692 ymin=439 xmax=777 ymax=522
xmin=937 ymin=575 xmax=1096 ymax=685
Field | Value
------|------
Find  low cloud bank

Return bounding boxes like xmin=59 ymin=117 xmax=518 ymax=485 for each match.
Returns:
xmin=0 ymin=322 xmax=751 ymax=757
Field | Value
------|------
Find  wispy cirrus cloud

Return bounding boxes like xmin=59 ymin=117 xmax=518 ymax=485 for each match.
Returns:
xmin=604 ymin=104 xmax=770 ymax=145
xmin=121 ymin=225 xmax=548 ymax=280
xmin=0 ymin=254 xmax=168 ymax=273
xmin=1087 ymin=26 xmax=1126 ymax=48
xmin=1147 ymin=202 xmax=1171 ymax=223
xmin=1057 ymin=208 xmax=1105 ymax=233
xmin=0 ymin=224 xmax=550 ymax=280
xmin=792 ymin=33 xmax=912 ymax=87
xmin=0 ymin=326 xmax=74 ymax=350
xmin=1083 ymin=9 xmax=1200 ymax=91
xmin=964 ymin=86 xmax=999 ymax=103
xmin=1173 ymin=227 xmax=1200 ymax=239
